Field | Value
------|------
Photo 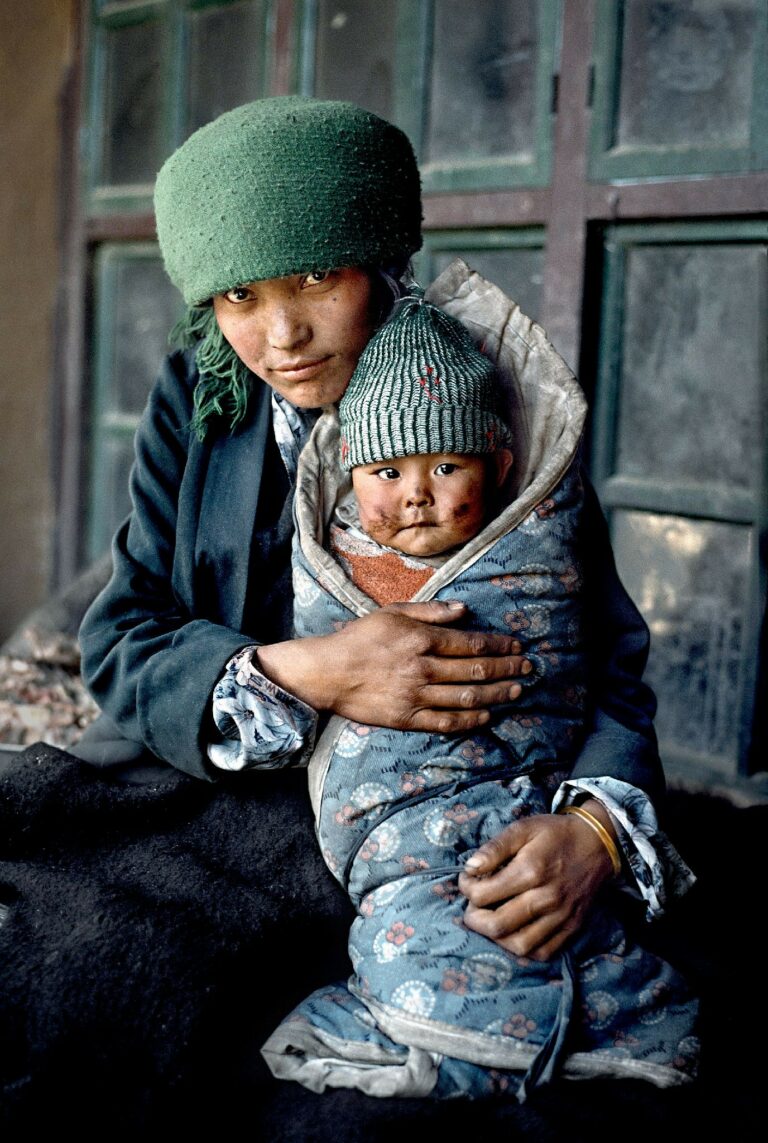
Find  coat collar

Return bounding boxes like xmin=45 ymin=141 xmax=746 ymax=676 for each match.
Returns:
xmin=191 ymin=379 xmax=273 ymax=630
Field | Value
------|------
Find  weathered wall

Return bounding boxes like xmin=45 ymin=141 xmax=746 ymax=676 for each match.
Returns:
xmin=0 ymin=3 xmax=74 ymax=641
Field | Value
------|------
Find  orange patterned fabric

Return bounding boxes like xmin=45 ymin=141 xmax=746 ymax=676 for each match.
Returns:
xmin=329 ymin=524 xmax=434 ymax=606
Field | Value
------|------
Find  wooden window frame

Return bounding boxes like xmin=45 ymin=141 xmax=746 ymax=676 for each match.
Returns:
xmin=54 ymin=0 xmax=768 ymax=793
xmin=589 ymin=0 xmax=768 ymax=182
xmin=590 ymin=219 xmax=767 ymax=782
xmin=57 ymin=0 xmax=768 ymax=562
xmin=300 ymin=0 xmax=561 ymax=193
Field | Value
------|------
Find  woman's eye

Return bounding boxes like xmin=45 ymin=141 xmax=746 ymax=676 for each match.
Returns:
xmin=224 ymin=285 xmax=253 ymax=303
xmin=435 ymin=463 xmax=457 ymax=476
xmin=375 ymin=467 xmax=400 ymax=481
xmin=304 ymin=270 xmax=331 ymax=286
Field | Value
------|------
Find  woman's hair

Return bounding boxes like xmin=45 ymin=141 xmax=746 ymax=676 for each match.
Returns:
xmin=172 ymin=264 xmax=411 ymax=440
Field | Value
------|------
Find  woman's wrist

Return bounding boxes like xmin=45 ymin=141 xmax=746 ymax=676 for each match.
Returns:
xmin=255 ymin=635 xmax=336 ymax=713
xmin=557 ymin=798 xmax=622 ymax=877
xmin=577 ymin=797 xmax=619 ymax=844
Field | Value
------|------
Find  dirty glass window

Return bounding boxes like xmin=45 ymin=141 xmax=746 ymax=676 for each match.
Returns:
xmin=592 ymin=223 xmax=767 ymax=779
xmin=425 ymin=0 xmax=538 ymax=167
xmin=613 ymin=513 xmax=753 ymax=773
xmin=96 ymin=17 xmax=167 ymax=190
xmin=312 ymin=0 xmax=396 ymax=121
xmin=590 ymin=0 xmax=767 ymax=177
xmin=89 ymin=246 xmax=183 ymax=559
xmin=616 ymin=0 xmax=757 ymax=150
xmin=615 ymin=244 xmax=763 ymax=492
xmin=423 ymin=232 xmax=545 ymax=323
xmin=422 ymin=0 xmax=558 ymax=189
xmin=88 ymin=1 xmax=271 ymax=207
xmin=305 ymin=0 xmax=558 ymax=190
xmin=187 ymin=0 xmax=269 ymax=132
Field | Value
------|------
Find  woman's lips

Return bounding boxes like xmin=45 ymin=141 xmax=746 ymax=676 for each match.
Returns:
xmin=271 ymin=357 xmax=331 ymax=381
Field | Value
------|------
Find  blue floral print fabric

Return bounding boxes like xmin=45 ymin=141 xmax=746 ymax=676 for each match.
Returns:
xmin=261 ymin=460 xmax=699 ymax=1099
xmin=207 ymin=649 xmax=317 ymax=771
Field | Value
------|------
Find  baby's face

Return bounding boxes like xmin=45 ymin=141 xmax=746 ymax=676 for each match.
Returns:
xmin=351 ymin=452 xmax=496 ymax=557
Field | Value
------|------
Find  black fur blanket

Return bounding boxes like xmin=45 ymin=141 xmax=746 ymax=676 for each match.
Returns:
xmin=0 ymin=743 xmax=763 ymax=1139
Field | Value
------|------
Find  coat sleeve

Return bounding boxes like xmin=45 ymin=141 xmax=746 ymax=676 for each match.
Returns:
xmin=79 ymin=351 xmax=252 ymax=780
xmin=568 ymin=476 xmax=665 ymax=805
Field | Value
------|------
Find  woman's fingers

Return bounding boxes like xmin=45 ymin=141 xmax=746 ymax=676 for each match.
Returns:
xmin=403 ymin=706 xmax=491 ymax=734
xmin=457 ymin=814 xmax=616 ymax=960
xmin=385 ymin=601 xmax=525 ymax=660
xmin=460 ymin=819 xmax=534 ymax=880
xmin=257 ymin=603 xmax=533 ymax=730
xmin=422 ymin=653 xmax=531 ymax=686
xmin=464 ymin=898 xmax=579 ymax=960
xmin=416 ymin=679 xmax=523 ymax=711
xmin=458 ymin=859 xmax=531 ymax=909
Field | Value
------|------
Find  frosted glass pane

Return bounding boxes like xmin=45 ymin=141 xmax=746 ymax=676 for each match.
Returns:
xmin=188 ymin=1 xmax=266 ymax=132
xmin=613 ymin=511 xmax=752 ymax=767
xmin=432 ymin=248 xmax=544 ymax=323
xmin=101 ymin=22 xmax=164 ymax=186
xmin=426 ymin=0 xmax=538 ymax=164
xmin=616 ymin=0 xmax=757 ymax=150
xmin=100 ymin=255 xmax=182 ymax=416
xmin=314 ymin=0 xmax=396 ymax=120
xmin=616 ymin=243 xmax=765 ymax=491
xmin=93 ymin=436 xmax=135 ymax=553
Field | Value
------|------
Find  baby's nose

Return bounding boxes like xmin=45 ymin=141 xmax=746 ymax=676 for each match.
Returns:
xmin=405 ymin=483 xmax=433 ymax=507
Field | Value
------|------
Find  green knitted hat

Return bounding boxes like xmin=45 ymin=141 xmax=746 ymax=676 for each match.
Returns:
xmin=339 ymin=294 xmax=511 ymax=469
xmin=155 ymin=97 xmax=422 ymax=305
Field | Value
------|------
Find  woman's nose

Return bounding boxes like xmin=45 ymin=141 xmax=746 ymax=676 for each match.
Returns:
xmin=264 ymin=303 xmax=311 ymax=350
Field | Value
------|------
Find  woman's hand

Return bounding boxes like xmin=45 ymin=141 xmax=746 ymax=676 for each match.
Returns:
xmin=256 ymin=600 xmax=530 ymax=733
xmin=458 ymin=799 xmax=617 ymax=960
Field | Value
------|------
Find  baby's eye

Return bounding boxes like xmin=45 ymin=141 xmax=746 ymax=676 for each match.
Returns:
xmin=223 ymin=285 xmax=254 ymax=303
xmin=435 ymin=463 xmax=458 ymax=476
xmin=375 ymin=467 xmax=401 ymax=481
xmin=303 ymin=270 xmax=331 ymax=286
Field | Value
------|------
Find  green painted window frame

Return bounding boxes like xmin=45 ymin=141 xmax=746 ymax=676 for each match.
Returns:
xmin=588 ymin=0 xmax=768 ymax=182
xmin=419 ymin=226 xmax=545 ymax=270
xmin=299 ymin=0 xmax=560 ymax=193
xmin=85 ymin=0 xmax=273 ymax=217
xmin=418 ymin=227 xmax=546 ymax=315
xmin=590 ymin=219 xmax=768 ymax=779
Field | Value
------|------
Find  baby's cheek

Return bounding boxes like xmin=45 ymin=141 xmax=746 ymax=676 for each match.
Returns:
xmin=359 ymin=497 xmax=396 ymax=534
xmin=449 ymin=498 xmax=486 ymax=542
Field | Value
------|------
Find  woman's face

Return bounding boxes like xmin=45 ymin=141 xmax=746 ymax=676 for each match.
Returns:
xmin=212 ymin=267 xmax=375 ymax=408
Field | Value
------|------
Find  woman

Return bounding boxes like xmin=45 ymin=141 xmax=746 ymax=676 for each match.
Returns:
xmin=78 ymin=96 xmax=683 ymax=977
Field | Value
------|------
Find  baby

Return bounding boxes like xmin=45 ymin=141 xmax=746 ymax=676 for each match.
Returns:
xmin=262 ymin=291 xmax=698 ymax=1100
xmin=329 ymin=292 xmax=514 ymax=607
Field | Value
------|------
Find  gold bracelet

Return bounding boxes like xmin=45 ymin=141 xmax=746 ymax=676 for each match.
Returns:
xmin=558 ymin=805 xmax=622 ymax=877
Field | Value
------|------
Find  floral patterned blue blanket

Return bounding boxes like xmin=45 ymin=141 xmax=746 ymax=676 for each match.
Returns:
xmin=262 ymin=264 xmax=698 ymax=1098
xmin=262 ymin=440 xmax=698 ymax=1099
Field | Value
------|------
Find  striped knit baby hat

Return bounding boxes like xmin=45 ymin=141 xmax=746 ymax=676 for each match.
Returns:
xmin=154 ymin=97 xmax=422 ymax=306
xmin=339 ymin=292 xmax=511 ymax=469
